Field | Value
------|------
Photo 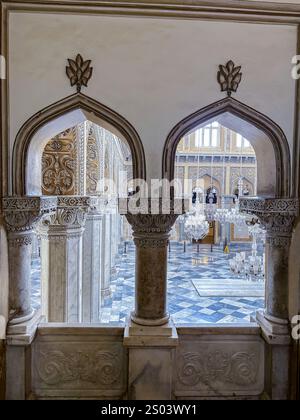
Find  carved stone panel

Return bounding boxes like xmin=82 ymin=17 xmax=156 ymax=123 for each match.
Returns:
xmin=175 ymin=331 xmax=264 ymax=398
xmin=86 ymin=128 xmax=100 ymax=194
xmin=42 ymin=128 xmax=77 ymax=195
xmin=31 ymin=327 xmax=127 ymax=399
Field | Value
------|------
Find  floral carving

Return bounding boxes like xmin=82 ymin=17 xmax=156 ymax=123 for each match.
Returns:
xmin=178 ymin=351 xmax=257 ymax=387
xmin=42 ymin=129 xmax=76 ymax=196
xmin=66 ymin=54 xmax=93 ymax=93
xmin=239 ymin=198 xmax=299 ymax=246
xmin=217 ymin=60 xmax=242 ymax=97
xmin=36 ymin=350 xmax=121 ymax=386
xmin=86 ymin=129 xmax=100 ymax=194
xmin=3 ymin=197 xmax=57 ymax=233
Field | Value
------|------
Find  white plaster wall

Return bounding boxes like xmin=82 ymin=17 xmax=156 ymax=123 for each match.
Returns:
xmin=9 ymin=12 xmax=297 ymax=181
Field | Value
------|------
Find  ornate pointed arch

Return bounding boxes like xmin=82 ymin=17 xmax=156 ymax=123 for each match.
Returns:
xmin=12 ymin=93 xmax=146 ymax=195
xmin=162 ymin=97 xmax=291 ymax=197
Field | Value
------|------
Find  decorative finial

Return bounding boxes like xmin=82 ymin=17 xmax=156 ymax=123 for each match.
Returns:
xmin=66 ymin=54 xmax=93 ymax=93
xmin=217 ymin=60 xmax=242 ymax=97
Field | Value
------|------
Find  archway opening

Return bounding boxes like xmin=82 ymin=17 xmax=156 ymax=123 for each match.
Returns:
xmin=12 ymin=93 xmax=146 ymax=196
xmin=30 ymin=119 xmax=136 ymax=324
xmin=168 ymin=119 xmax=266 ymax=324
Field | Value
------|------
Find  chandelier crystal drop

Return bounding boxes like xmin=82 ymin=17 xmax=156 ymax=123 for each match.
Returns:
xmin=185 ymin=190 xmax=209 ymax=241
xmin=214 ymin=197 xmax=230 ymax=225
xmin=226 ymin=177 xmax=247 ymax=227
xmin=229 ymin=221 xmax=266 ymax=281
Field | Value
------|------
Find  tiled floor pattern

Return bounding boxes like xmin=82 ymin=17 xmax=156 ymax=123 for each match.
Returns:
xmin=31 ymin=241 xmax=265 ymax=325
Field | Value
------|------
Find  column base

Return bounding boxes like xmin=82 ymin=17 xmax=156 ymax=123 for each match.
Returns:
xmin=9 ymin=309 xmax=35 ymax=326
xmin=256 ymin=310 xmax=291 ymax=400
xmin=124 ymin=317 xmax=178 ymax=347
xmin=256 ymin=310 xmax=290 ymax=345
xmin=131 ymin=311 xmax=170 ymax=327
xmin=7 ymin=310 xmax=43 ymax=345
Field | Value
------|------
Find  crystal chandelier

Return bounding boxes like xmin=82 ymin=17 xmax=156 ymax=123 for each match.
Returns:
xmin=204 ymin=154 xmax=217 ymax=221
xmin=185 ymin=189 xmax=209 ymax=241
xmin=215 ymin=197 xmax=230 ymax=225
xmin=226 ymin=177 xmax=247 ymax=227
xmin=229 ymin=220 xmax=265 ymax=281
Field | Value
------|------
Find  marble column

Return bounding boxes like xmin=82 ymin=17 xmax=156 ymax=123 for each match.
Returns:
xmin=123 ymin=199 xmax=185 ymax=326
xmin=3 ymin=197 xmax=57 ymax=326
xmin=240 ymin=197 xmax=299 ymax=400
xmin=126 ymin=213 xmax=178 ymax=326
xmin=101 ymin=211 xmax=112 ymax=299
xmin=82 ymin=197 xmax=105 ymax=323
xmin=121 ymin=198 xmax=187 ymax=400
xmin=38 ymin=196 xmax=90 ymax=323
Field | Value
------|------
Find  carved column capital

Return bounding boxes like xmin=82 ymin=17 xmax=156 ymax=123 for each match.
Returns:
xmin=120 ymin=198 xmax=188 ymax=247
xmin=240 ymin=197 xmax=299 ymax=247
xmin=39 ymin=196 xmax=91 ymax=235
xmin=3 ymin=196 xmax=58 ymax=232
xmin=3 ymin=196 xmax=58 ymax=246
xmin=126 ymin=213 xmax=178 ymax=247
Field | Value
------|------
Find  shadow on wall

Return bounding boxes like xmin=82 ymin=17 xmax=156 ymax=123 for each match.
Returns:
xmin=0 ymin=223 xmax=8 ymax=400
xmin=0 ymin=223 xmax=8 ymax=331
xmin=0 ymin=340 xmax=5 ymax=400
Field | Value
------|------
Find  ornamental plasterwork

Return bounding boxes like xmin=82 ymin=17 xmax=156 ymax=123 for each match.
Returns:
xmin=35 ymin=350 xmax=121 ymax=386
xmin=188 ymin=167 xmax=224 ymax=187
xmin=178 ymin=350 xmax=258 ymax=387
xmin=66 ymin=54 xmax=93 ymax=93
xmin=42 ymin=128 xmax=77 ymax=195
xmin=86 ymin=127 xmax=101 ymax=194
xmin=2 ymin=197 xmax=57 ymax=233
xmin=231 ymin=167 xmax=256 ymax=188
xmin=122 ymin=198 xmax=188 ymax=247
xmin=217 ymin=60 xmax=242 ymax=97
xmin=39 ymin=196 xmax=94 ymax=230
xmin=239 ymin=198 xmax=299 ymax=246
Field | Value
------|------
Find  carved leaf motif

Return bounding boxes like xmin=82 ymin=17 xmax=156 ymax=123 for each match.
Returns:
xmin=66 ymin=54 xmax=93 ymax=92
xmin=217 ymin=60 xmax=242 ymax=97
xmin=42 ymin=131 xmax=76 ymax=196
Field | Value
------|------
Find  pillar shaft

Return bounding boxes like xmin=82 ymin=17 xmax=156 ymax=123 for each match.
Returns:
xmin=3 ymin=197 xmax=57 ymax=324
xmin=240 ymin=197 xmax=299 ymax=400
xmin=101 ymin=212 xmax=112 ymax=298
xmin=82 ymin=210 xmax=103 ymax=322
xmin=265 ymin=238 xmax=290 ymax=319
xmin=8 ymin=232 xmax=34 ymax=321
xmin=38 ymin=196 xmax=89 ymax=323
xmin=125 ymin=203 xmax=181 ymax=326
xmin=240 ymin=197 xmax=299 ymax=322
xmin=134 ymin=235 xmax=169 ymax=323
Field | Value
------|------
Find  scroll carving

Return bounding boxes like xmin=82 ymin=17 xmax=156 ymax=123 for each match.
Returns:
xmin=86 ymin=128 xmax=100 ymax=194
xmin=36 ymin=350 xmax=121 ymax=386
xmin=178 ymin=350 xmax=258 ymax=387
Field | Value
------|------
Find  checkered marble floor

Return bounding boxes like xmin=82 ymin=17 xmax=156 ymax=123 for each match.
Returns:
xmin=31 ymin=241 xmax=265 ymax=325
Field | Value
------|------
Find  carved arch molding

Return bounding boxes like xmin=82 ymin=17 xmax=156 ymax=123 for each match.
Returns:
xmin=12 ymin=93 xmax=146 ymax=195
xmin=162 ymin=97 xmax=291 ymax=198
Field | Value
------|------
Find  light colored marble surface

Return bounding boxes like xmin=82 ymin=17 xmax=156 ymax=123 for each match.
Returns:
xmin=82 ymin=212 xmax=103 ymax=322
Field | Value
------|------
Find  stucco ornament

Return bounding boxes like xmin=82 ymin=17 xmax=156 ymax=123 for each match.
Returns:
xmin=66 ymin=54 xmax=93 ymax=93
xmin=217 ymin=60 xmax=242 ymax=97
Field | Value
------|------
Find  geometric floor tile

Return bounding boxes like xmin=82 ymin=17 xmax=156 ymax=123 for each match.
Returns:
xmin=31 ymin=241 xmax=265 ymax=325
